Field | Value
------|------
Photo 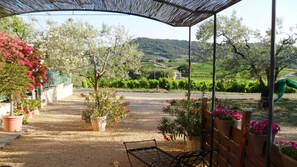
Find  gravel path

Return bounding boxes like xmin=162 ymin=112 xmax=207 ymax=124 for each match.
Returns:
xmin=0 ymin=93 xmax=185 ymax=167
xmin=0 ymin=92 xmax=296 ymax=167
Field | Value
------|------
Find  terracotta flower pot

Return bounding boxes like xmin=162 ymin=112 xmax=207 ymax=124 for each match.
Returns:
xmin=91 ymin=116 xmax=107 ymax=132
xmin=32 ymin=108 xmax=40 ymax=115
xmin=26 ymin=110 xmax=33 ymax=119
xmin=186 ymin=136 xmax=201 ymax=152
xmin=2 ymin=115 xmax=24 ymax=132
xmin=216 ymin=119 xmax=235 ymax=138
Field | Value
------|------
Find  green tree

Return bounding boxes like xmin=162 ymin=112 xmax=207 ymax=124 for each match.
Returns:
xmin=0 ymin=16 xmax=33 ymax=40
xmin=177 ymin=64 xmax=189 ymax=77
xmin=196 ymin=12 xmax=297 ymax=89
xmin=44 ymin=19 xmax=143 ymax=90
xmin=0 ymin=63 xmax=32 ymax=115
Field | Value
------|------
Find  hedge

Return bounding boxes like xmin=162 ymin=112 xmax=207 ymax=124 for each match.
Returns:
xmin=80 ymin=78 xmax=297 ymax=93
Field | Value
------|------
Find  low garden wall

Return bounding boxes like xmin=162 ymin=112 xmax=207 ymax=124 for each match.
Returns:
xmin=41 ymin=83 xmax=73 ymax=106
xmin=0 ymin=83 xmax=73 ymax=117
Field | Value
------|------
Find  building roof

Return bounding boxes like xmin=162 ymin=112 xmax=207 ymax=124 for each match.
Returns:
xmin=0 ymin=0 xmax=241 ymax=27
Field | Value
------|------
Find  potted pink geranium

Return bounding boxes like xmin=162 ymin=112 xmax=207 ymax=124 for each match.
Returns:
xmin=247 ymin=119 xmax=280 ymax=155
xmin=213 ymin=108 xmax=242 ymax=138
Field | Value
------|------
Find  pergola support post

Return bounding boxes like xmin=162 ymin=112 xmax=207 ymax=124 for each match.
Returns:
xmin=266 ymin=0 xmax=276 ymax=167
xmin=187 ymin=26 xmax=192 ymax=100
xmin=209 ymin=13 xmax=217 ymax=167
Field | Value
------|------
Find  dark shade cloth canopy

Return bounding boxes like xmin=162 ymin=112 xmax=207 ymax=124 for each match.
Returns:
xmin=0 ymin=0 xmax=240 ymax=27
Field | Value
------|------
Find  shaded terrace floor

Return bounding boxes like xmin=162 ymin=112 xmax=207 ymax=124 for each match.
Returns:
xmin=0 ymin=93 xmax=185 ymax=167
xmin=0 ymin=91 xmax=296 ymax=167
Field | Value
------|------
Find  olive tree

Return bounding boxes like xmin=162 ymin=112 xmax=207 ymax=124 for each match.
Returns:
xmin=196 ymin=12 xmax=297 ymax=89
xmin=44 ymin=19 xmax=143 ymax=90
xmin=0 ymin=16 xmax=33 ymax=40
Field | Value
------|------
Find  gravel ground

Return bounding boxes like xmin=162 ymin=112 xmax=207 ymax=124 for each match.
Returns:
xmin=0 ymin=93 xmax=185 ymax=167
xmin=0 ymin=92 xmax=296 ymax=167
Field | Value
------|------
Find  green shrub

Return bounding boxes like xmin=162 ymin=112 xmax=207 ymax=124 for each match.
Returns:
xmin=159 ymin=78 xmax=172 ymax=90
xmin=139 ymin=78 xmax=149 ymax=89
xmin=127 ymin=80 xmax=140 ymax=89
xmin=110 ymin=80 xmax=127 ymax=88
xmin=171 ymin=80 xmax=179 ymax=89
xmin=178 ymin=80 xmax=187 ymax=89
xmin=82 ymin=79 xmax=91 ymax=88
xmin=149 ymin=79 xmax=159 ymax=89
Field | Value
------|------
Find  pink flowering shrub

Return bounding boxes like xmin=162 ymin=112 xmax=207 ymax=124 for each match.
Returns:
xmin=276 ymin=141 xmax=297 ymax=161
xmin=158 ymin=98 xmax=202 ymax=141
xmin=0 ymin=32 xmax=48 ymax=92
xmin=213 ymin=108 xmax=242 ymax=121
xmin=248 ymin=119 xmax=280 ymax=135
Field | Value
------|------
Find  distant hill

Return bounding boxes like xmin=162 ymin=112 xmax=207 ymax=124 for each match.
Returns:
xmin=132 ymin=37 xmax=205 ymax=60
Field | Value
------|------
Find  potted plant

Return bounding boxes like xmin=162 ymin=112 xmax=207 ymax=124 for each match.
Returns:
xmin=81 ymin=87 xmax=129 ymax=131
xmin=275 ymin=141 xmax=297 ymax=167
xmin=20 ymin=99 xmax=33 ymax=119
xmin=0 ymin=33 xmax=47 ymax=132
xmin=158 ymin=98 xmax=202 ymax=151
xmin=0 ymin=62 xmax=32 ymax=132
xmin=247 ymin=119 xmax=280 ymax=155
xmin=213 ymin=108 xmax=242 ymax=138
xmin=21 ymin=99 xmax=41 ymax=116
xmin=31 ymin=99 xmax=41 ymax=115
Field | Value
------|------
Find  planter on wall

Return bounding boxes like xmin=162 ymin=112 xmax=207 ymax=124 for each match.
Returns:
xmin=279 ymin=150 xmax=297 ymax=167
xmin=216 ymin=119 xmax=235 ymax=138
xmin=2 ymin=115 xmax=24 ymax=132
xmin=249 ymin=132 xmax=275 ymax=155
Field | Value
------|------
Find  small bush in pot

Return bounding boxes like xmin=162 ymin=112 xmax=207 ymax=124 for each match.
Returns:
xmin=81 ymin=87 xmax=130 ymax=124
xmin=158 ymin=98 xmax=202 ymax=141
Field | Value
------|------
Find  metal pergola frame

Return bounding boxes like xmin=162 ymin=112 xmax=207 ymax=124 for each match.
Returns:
xmin=208 ymin=1 xmax=276 ymax=167
xmin=0 ymin=0 xmax=277 ymax=166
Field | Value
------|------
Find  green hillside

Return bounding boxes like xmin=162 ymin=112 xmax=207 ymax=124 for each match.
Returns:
xmin=132 ymin=37 xmax=206 ymax=60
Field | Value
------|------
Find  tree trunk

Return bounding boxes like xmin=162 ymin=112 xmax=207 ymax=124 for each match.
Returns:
xmin=94 ymin=75 xmax=98 ymax=91
xmin=9 ymin=94 xmax=13 ymax=116
xmin=93 ymin=56 xmax=98 ymax=91
xmin=259 ymin=77 xmax=266 ymax=90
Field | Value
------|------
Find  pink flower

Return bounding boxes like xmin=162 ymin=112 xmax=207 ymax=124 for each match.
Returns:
xmin=213 ymin=108 xmax=242 ymax=121
xmin=276 ymin=141 xmax=296 ymax=147
xmin=248 ymin=119 xmax=280 ymax=135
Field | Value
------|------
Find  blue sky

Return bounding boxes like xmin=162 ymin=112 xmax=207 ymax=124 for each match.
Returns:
xmin=20 ymin=0 xmax=296 ymax=41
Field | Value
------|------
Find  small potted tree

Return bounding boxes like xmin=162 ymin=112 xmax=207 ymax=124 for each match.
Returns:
xmin=0 ymin=62 xmax=33 ymax=132
xmin=81 ymin=87 xmax=129 ymax=131
xmin=0 ymin=32 xmax=47 ymax=132
xmin=158 ymin=99 xmax=203 ymax=151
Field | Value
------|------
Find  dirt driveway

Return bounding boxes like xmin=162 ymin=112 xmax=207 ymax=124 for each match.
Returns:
xmin=0 ymin=91 xmax=296 ymax=167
